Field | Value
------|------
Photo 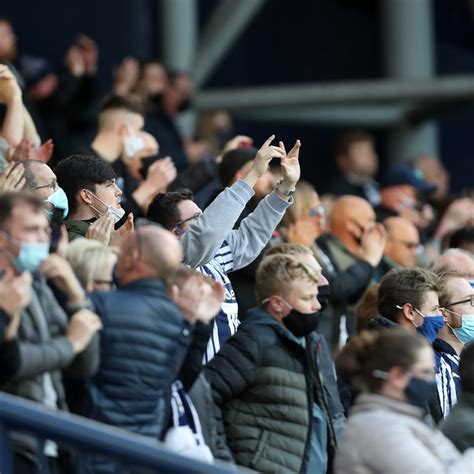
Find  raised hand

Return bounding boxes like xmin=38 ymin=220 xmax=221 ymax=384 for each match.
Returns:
xmin=85 ymin=213 xmax=115 ymax=246
xmin=114 ymin=57 xmax=140 ymax=96
xmin=278 ymin=139 xmax=301 ymax=190
xmin=242 ymin=135 xmax=284 ymax=189
xmin=110 ymin=213 xmax=134 ymax=247
xmin=360 ymin=223 xmax=387 ymax=267
xmin=31 ymin=139 xmax=54 ymax=163
xmin=8 ymin=138 xmax=34 ymax=162
xmin=0 ymin=269 xmax=32 ymax=340
xmin=76 ymin=34 xmax=98 ymax=75
xmin=174 ymin=276 xmax=225 ymax=324
xmin=65 ymin=45 xmax=86 ymax=77
xmin=145 ymin=157 xmax=177 ymax=192
xmin=40 ymin=254 xmax=86 ymax=304
xmin=66 ymin=309 xmax=102 ymax=354
xmin=0 ymin=162 xmax=25 ymax=192
xmin=0 ymin=269 xmax=32 ymax=318
xmin=0 ymin=65 xmax=22 ymax=103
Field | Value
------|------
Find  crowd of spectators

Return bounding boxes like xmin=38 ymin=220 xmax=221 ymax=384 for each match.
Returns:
xmin=1 ymin=16 xmax=474 ymax=474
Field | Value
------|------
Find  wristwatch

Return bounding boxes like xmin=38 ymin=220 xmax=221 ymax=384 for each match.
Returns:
xmin=275 ymin=178 xmax=295 ymax=197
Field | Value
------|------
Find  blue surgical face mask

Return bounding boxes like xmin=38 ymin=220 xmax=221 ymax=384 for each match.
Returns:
xmin=46 ymin=187 xmax=69 ymax=218
xmin=414 ymin=309 xmax=445 ymax=343
xmin=17 ymin=242 xmax=49 ymax=273
xmin=448 ymin=311 xmax=474 ymax=343
xmin=405 ymin=376 xmax=437 ymax=413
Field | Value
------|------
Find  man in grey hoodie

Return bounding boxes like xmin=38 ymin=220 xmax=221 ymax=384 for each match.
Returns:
xmin=147 ymin=135 xmax=301 ymax=361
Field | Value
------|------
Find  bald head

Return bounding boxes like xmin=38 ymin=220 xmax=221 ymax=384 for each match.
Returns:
xmin=384 ymin=217 xmax=420 ymax=268
xmin=139 ymin=226 xmax=182 ymax=275
xmin=433 ymin=249 xmax=474 ymax=280
xmin=330 ymin=196 xmax=376 ymax=254
xmin=116 ymin=226 xmax=182 ymax=285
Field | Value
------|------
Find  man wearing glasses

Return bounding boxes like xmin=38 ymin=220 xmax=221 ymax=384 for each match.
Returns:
xmin=436 ymin=271 xmax=474 ymax=416
xmin=12 ymin=159 xmax=69 ymax=218
xmin=147 ymin=135 xmax=301 ymax=362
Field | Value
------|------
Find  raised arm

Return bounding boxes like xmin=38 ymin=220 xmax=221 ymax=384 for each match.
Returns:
xmin=226 ymin=140 xmax=301 ymax=271
xmin=181 ymin=135 xmax=287 ymax=268
xmin=0 ymin=65 xmax=24 ymax=147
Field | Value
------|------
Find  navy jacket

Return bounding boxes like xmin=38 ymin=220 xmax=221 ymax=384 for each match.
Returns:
xmin=82 ymin=278 xmax=193 ymax=439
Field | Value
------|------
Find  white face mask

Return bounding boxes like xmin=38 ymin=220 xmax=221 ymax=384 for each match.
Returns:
xmin=88 ymin=191 xmax=125 ymax=223
xmin=123 ymin=125 xmax=145 ymax=159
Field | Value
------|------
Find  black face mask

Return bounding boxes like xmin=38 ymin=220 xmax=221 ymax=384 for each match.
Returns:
xmin=178 ymin=97 xmax=193 ymax=112
xmin=283 ymin=308 xmax=321 ymax=337
xmin=149 ymin=92 xmax=164 ymax=107
xmin=317 ymin=284 xmax=330 ymax=313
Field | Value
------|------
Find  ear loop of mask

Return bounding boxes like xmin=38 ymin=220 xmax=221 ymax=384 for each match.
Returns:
xmin=85 ymin=190 xmax=108 ymax=217
xmin=443 ymin=308 xmax=463 ymax=342
xmin=396 ymin=304 xmax=420 ymax=329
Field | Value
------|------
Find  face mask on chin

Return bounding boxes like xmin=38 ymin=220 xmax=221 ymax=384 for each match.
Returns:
xmin=87 ymin=191 xmax=125 ymax=224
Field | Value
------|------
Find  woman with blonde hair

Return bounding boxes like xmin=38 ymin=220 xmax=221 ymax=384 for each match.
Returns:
xmin=65 ymin=238 xmax=119 ymax=292
xmin=278 ymin=180 xmax=326 ymax=248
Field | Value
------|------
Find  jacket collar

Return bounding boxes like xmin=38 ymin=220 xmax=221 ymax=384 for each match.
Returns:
xmin=351 ymin=392 xmax=424 ymax=419
xmin=245 ymin=306 xmax=308 ymax=348
xmin=432 ymin=338 xmax=458 ymax=355
xmin=118 ymin=277 xmax=167 ymax=294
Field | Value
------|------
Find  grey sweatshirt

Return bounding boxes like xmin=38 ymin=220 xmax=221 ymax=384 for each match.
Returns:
xmin=181 ymin=179 xmax=292 ymax=270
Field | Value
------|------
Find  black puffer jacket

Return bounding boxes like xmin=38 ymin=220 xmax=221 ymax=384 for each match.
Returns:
xmin=204 ymin=307 xmax=344 ymax=473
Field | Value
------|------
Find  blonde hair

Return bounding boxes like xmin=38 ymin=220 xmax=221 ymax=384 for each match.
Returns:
xmin=256 ymin=254 xmax=319 ymax=302
xmin=280 ymin=181 xmax=317 ymax=230
xmin=264 ymin=243 xmax=313 ymax=258
xmin=65 ymin=238 xmax=119 ymax=288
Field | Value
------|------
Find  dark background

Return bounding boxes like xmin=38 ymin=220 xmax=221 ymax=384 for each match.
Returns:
xmin=2 ymin=0 xmax=473 ymax=193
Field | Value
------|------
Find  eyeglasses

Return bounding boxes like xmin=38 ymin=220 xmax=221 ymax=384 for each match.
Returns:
xmin=32 ymin=180 xmax=58 ymax=192
xmin=175 ymin=212 xmax=202 ymax=227
xmin=445 ymin=295 xmax=474 ymax=309
xmin=309 ymin=206 xmax=325 ymax=218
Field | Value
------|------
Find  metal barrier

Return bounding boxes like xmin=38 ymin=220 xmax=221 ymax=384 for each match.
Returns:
xmin=0 ymin=392 xmax=238 ymax=473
